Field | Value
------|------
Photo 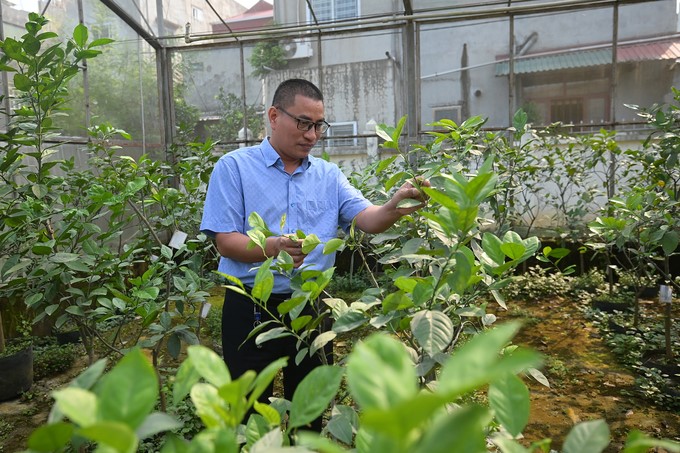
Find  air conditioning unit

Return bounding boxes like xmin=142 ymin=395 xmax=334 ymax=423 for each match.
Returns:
xmin=282 ymin=38 xmax=313 ymax=60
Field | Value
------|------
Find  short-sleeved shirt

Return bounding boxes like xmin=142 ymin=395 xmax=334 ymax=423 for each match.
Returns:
xmin=201 ymin=137 xmax=372 ymax=293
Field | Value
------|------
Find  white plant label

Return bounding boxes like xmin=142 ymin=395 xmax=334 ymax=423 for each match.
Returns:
xmin=201 ymin=302 xmax=212 ymax=318
xmin=659 ymin=285 xmax=672 ymax=304
xmin=169 ymin=230 xmax=188 ymax=249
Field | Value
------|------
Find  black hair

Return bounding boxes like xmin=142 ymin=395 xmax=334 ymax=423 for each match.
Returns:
xmin=272 ymin=78 xmax=323 ymax=108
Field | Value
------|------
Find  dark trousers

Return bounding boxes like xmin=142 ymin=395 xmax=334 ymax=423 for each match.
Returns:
xmin=221 ymin=287 xmax=331 ymax=431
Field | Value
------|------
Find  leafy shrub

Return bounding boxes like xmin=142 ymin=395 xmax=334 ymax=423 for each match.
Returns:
xmin=585 ymin=306 xmax=680 ymax=411
xmin=570 ymin=268 xmax=607 ymax=294
xmin=139 ymin=371 xmax=204 ymax=452
xmin=503 ymin=266 xmax=573 ymax=301
xmin=324 ymin=271 xmax=374 ymax=300
xmin=201 ymin=305 xmax=222 ymax=346
xmin=33 ymin=339 xmax=78 ymax=381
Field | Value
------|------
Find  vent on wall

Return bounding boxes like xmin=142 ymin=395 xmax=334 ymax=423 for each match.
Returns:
xmin=281 ymin=38 xmax=313 ymax=60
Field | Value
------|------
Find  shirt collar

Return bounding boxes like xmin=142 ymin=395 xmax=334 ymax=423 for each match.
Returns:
xmin=262 ymin=137 xmax=312 ymax=171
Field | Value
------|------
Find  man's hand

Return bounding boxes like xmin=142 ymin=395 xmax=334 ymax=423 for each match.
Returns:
xmin=393 ymin=177 xmax=431 ymax=215
xmin=273 ymin=234 xmax=307 ymax=268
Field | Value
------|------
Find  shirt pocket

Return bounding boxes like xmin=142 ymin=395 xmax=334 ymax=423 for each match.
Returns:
xmin=306 ymin=199 xmax=331 ymax=211
xmin=302 ymin=199 xmax=337 ymax=238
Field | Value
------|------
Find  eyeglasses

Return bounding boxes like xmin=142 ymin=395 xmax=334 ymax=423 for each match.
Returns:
xmin=277 ymin=106 xmax=330 ymax=134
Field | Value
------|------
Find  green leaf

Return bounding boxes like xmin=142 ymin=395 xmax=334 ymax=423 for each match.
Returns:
xmin=562 ymin=419 xmax=610 ymax=453
xmin=500 ymin=242 xmax=526 ymax=260
xmin=52 ymin=387 xmax=98 ymax=427
xmin=290 ymin=315 xmax=311 ymax=332
xmin=302 ymin=234 xmax=321 ymax=254
xmin=325 ymin=406 xmax=357 ymax=445
xmin=322 ymin=238 xmax=344 ymax=254
xmin=413 ymin=404 xmax=491 ymax=453
xmin=492 ymin=437 xmax=531 ymax=453
xmin=332 ymin=310 xmax=367 ymax=333
xmin=289 ymin=365 xmax=343 ymax=429
xmin=513 ymin=108 xmax=528 ymax=130
xmin=248 ymin=357 xmax=288 ymax=407
xmin=135 ymin=286 xmax=160 ymax=300
xmin=623 ymin=429 xmax=680 ymax=453
xmin=397 ymin=198 xmax=422 ymax=208
xmin=69 ymin=358 xmax=108 ymax=391
xmin=187 ymin=345 xmax=231 ymax=387
xmin=79 ymin=421 xmax=137 ymax=453
xmin=447 ymin=250 xmax=473 ymax=294
xmin=253 ymin=403 xmax=281 ymax=425
xmin=255 ymin=327 xmax=291 ymax=345
xmin=248 ymin=211 xmax=269 ymax=231
xmin=276 ymin=296 xmax=305 ymax=315
xmin=190 ymin=383 xmax=228 ymax=429
xmin=167 ymin=332 xmax=181 ymax=359
xmin=125 ymin=176 xmax=146 ymax=195
xmin=27 ymin=422 xmax=73 ymax=452
xmin=173 ymin=356 xmax=202 ymax=405
xmin=31 ymin=183 xmax=48 ymax=198
xmin=245 ymin=413 xmax=273 ymax=448
xmin=488 ymin=374 xmax=530 ymax=437
xmin=50 ymin=252 xmax=79 ymax=263
xmin=660 ymin=230 xmax=679 ymax=255
xmin=375 ymin=155 xmax=398 ymax=174
xmin=88 ymin=38 xmax=115 ymax=48
xmin=310 ymin=330 xmax=336 ymax=356
xmin=382 ymin=290 xmax=414 ymax=312
xmin=23 ymin=34 xmax=41 ymax=55
xmin=360 ymin=391 xmax=447 ymax=439
xmin=136 ymin=412 xmax=183 ymax=440
xmin=25 ymin=292 xmax=43 ymax=307
xmin=97 ymin=348 xmax=159 ymax=429
xmin=252 ymin=259 xmax=274 ymax=303
xmin=438 ymin=322 xmax=542 ymax=397
xmin=250 ymin=428 xmax=285 ymax=450
xmin=73 ymin=23 xmax=88 ymax=47
xmin=13 ymin=73 xmax=32 ymax=91
xmin=410 ymin=310 xmax=454 ymax=356
xmin=64 ymin=259 xmax=91 ymax=272
xmin=346 ymin=333 xmax=418 ymax=410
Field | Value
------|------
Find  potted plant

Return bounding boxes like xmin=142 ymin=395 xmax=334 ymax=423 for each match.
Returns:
xmin=0 ymin=310 xmax=33 ymax=401
xmin=0 ymin=14 xmax=114 ymax=364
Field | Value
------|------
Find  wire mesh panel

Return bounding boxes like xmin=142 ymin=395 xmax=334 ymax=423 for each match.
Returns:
xmin=172 ymin=43 xmax=265 ymax=152
xmin=0 ymin=0 xmax=675 ymax=158
xmin=419 ymin=17 xmax=511 ymax=131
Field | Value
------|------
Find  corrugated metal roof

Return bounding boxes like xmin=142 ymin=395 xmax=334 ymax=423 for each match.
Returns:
xmin=495 ymin=39 xmax=680 ymax=76
xmin=617 ymin=40 xmax=680 ymax=62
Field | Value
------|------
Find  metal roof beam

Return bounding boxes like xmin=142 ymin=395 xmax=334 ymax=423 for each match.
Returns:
xmin=100 ymin=0 xmax=161 ymax=49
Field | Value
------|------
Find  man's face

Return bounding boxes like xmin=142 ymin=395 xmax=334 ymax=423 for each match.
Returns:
xmin=269 ymin=94 xmax=326 ymax=166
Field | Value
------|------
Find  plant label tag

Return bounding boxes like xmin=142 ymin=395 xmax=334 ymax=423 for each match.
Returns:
xmin=169 ymin=230 xmax=188 ymax=249
xmin=659 ymin=285 xmax=672 ymax=304
xmin=201 ymin=302 xmax=212 ymax=318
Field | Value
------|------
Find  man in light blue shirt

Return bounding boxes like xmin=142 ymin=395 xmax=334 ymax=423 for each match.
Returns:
xmin=201 ymin=78 xmax=428 ymax=430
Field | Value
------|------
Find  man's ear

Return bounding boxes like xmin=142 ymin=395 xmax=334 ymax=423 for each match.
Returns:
xmin=267 ymin=106 xmax=279 ymax=129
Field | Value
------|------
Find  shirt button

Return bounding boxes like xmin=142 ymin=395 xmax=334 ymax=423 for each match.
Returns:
xmin=291 ymin=203 xmax=295 ymax=207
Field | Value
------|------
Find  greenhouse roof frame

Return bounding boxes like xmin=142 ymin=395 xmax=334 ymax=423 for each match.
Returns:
xmin=174 ymin=0 xmax=656 ymax=50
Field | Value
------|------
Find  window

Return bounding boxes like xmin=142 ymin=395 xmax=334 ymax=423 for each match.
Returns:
xmin=91 ymin=23 xmax=113 ymax=41
xmin=309 ymin=0 xmax=358 ymax=22
xmin=550 ymin=98 xmax=583 ymax=124
xmin=326 ymin=121 xmax=357 ymax=147
xmin=192 ymin=6 xmax=204 ymax=21
xmin=433 ymin=106 xmax=462 ymax=125
xmin=521 ymin=77 xmax=610 ymax=128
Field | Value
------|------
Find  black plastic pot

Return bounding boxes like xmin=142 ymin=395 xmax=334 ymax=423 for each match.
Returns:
xmin=607 ymin=320 xmax=628 ymax=334
xmin=641 ymin=350 xmax=680 ymax=383
xmin=591 ymin=300 xmax=632 ymax=313
xmin=55 ymin=329 xmax=80 ymax=345
xmin=0 ymin=345 xmax=34 ymax=401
